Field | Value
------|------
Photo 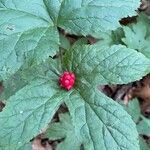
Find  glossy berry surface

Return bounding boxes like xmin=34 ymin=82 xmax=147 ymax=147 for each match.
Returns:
xmin=59 ymin=72 xmax=75 ymax=90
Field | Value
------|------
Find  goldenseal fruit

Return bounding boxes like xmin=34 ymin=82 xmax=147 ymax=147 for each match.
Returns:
xmin=59 ymin=72 xmax=75 ymax=90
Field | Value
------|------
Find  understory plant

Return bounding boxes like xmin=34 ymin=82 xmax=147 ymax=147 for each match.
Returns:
xmin=121 ymin=99 xmax=150 ymax=150
xmin=0 ymin=0 xmax=150 ymax=150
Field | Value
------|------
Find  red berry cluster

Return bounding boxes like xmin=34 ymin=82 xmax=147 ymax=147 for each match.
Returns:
xmin=59 ymin=72 xmax=75 ymax=91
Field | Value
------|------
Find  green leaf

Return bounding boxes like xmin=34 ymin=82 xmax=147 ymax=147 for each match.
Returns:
xmin=111 ymin=28 xmax=125 ymax=45
xmin=21 ymin=58 xmax=62 ymax=83
xmin=19 ymin=143 xmax=32 ymax=150
xmin=0 ymin=0 xmax=140 ymax=80
xmin=0 ymin=79 xmax=66 ymax=150
xmin=55 ymin=0 xmax=140 ymax=35
xmin=46 ymin=86 xmax=140 ymax=150
xmin=93 ymin=27 xmax=125 ymax=46
xmin=59 ymin=34 xmax=71 ymax=50
xmin=63 ymin=44 xmax=150 ymax=85
xmin=139 ymin=137 xmax=150 ymax=150
xmin=0 ymin=58 xmax=62 ymax=101
xmin=137 ymin=116 xmax=150 ymax=136
xmin=64 ymin=85 xmax=140 ymax=150
xmin=46 ymin=113 xmax=81 ymax=150
xmin=0 ymin=71 xmax=27 ymax=101
xmin=122 ymin=14 xmax=150 ymax=59
xmin=0 ymin=58 xmax=66 ymax=149
xmin=0 ymin=43 xmax=142 ymax=150
xmin=43 ymin=0 xmax=62 ymax=24
xmin=123 ymin=99 xmax=141 ymax=123
xmin=0 ymin=0 xmax=59 ymax=80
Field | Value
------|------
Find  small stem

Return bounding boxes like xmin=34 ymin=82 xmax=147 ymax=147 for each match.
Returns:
xmin=59 ymin=48 xmax=64 ymax=71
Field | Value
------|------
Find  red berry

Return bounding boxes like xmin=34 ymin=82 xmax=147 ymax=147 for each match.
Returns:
xmin=70 ymin=73 xmax=75 ymax=79
xmin=64 ymin=79 xmax=70 ymax=86
xmin=59 ymin=72 xmax=76 ymax=90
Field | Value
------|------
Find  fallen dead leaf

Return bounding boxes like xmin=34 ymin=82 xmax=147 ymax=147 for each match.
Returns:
xmin=32 ymin=138 xmax=52 ymax=150
xmin=132 ymin=76 xmax=150 ymax=101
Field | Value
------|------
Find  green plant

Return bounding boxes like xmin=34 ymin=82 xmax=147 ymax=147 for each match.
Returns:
xmin=0 ymin=0 xmax=150 ymax=150
xmin=122 ymin=99 xmax=150 ymax=150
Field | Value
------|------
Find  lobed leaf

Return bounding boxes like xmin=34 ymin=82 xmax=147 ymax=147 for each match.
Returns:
xmin=46 ymin=113 xmax=81 ymax=150
xmin=0 ymin=0 xmax=141 ymax=80
xmin=63 ymin=44 xmax=150 ymax=85
xmin=56 ymin=0 xmax=140 ymax=35
xmin=64 ymin=85 xmax=140 ymax=150
xmin=122 ymin=14 xmax=150 ymax=59
xmin=0 ymin=0 xmax=59 ymax=80
xmin=0 ymin=59 xmax=65 ymax=149
xmin=0 ymin=58 xmax=61 ymax=101
xmin=0 ymin=79 xmax=66 ymax=149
